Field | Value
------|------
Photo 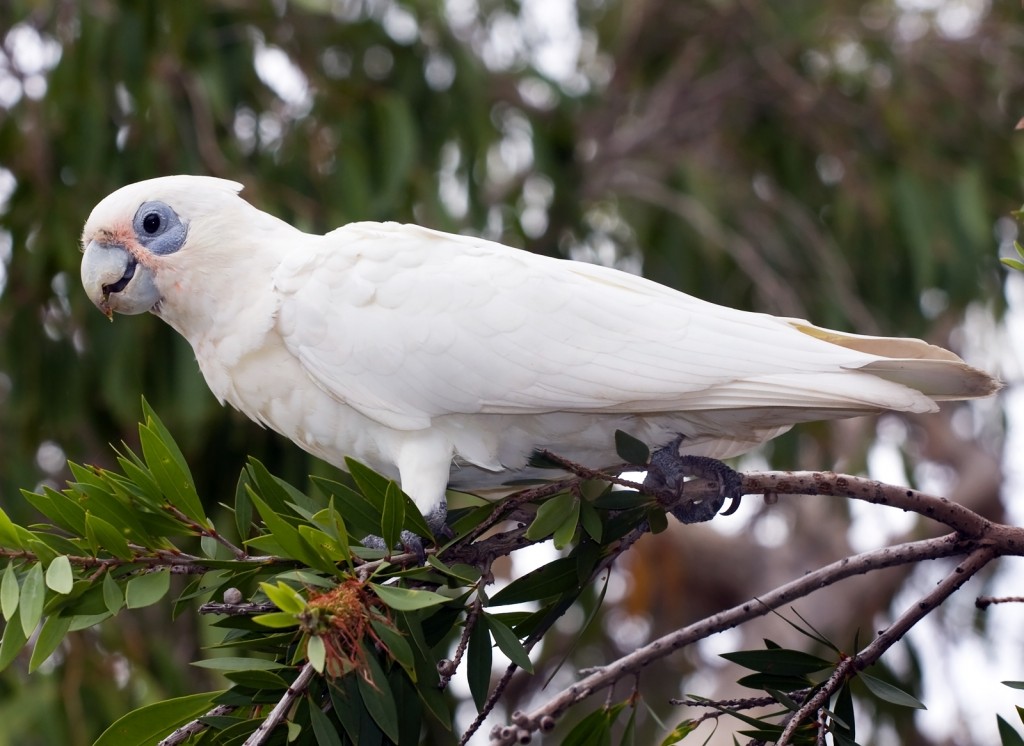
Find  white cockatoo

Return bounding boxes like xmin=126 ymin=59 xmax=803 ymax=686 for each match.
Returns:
xmin=80 ymin=176 xmax=998 ymax=533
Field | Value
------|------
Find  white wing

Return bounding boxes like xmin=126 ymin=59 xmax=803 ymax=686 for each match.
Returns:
xmin=274 ymin=223 xmax=992 ymax=431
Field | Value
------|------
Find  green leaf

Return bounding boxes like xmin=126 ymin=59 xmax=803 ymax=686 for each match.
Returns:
xmin=660 ymin=719 xmax=699 ymax=745
xmin=139 ymin=419 xmax=206 ymax=523
xmin=357 ymin=645 xmax=401 ymax=743
xmin=553 ymin=498 xmax=581 ymax=550
xmin=93 ymin=690 xmax=225 ymax=746
xmin=381 ymin=480 xmax=405 ymax=550
xmin=247 ymin=490 xmax=337 ymax=575
xmin=1004 ymin=681 xmax=1024 ymax=690
xmin=307 ymin=634 xmax=326 ymax=672
xmin=0 ymin=615 xmax=29 ymax=672
xmin=253 ymin=612 xmax=301 ymax=629
xmin=858 ymin=671 xmax=926 ymax=709
xmin=259 ymin=581 xmax=307 ymax=615
xmin=234 ymin=467 xmax=254 ymax=542
xmin=85 ymin=512 xmax=133 ymax=561
xmin=720 ymin=648 xmax=833 ymax=676
xmin=563 ymin=704 xmax=626 ymax=746
xmin=125 ymin=570 xmax=170 ymax=609
xmin=489 ymin=557 xmax=580 ymax=606
xmin=191 ymin=657 xmax=287 ymax=671
xmin=45 ymin=555 xmax=74 ymax=595
xmin=1 ymin=563 xmax=18 ymax=621
xmin=467 ymin=614 xmax=492 ymax=710
xmin=102 ymin=572 xmax=124 ymax=615
xmin=580 ymin=500 xmax=603 ymax=542
xmin=0 ymin=506 xmax=25 ymax=549
xmin=615 ymin=430 xmax=650 ymax=465
xmin=1001 ymin=258 xmax=1024 ymax=271
xmin=372 ymin=583 xmax=450 ymax=611
xmin=371 ymin=618 xmax=416 ymax=680
xmin=19 ymin=563 xmax=44 ymax=637
xmin=311 ymin=477 xmax=384 ymax=540
xmin=525 ymin=492 xmax=577 ymax=541
xmin=29 ymin=614 xmax=71 ymax=672
xmin=646 ymin=507 xmax=669 ymax=535
xmin=309 ymin=695 xmax=345 ymax=746
xmin=833 ymin=681 xmax=855 ymax=741
xmin=484 ymin=613 xmax=533 ymax=673
xmin=998 ymin=715 xmax=1024 ymax=746
xmin=592 ymin=490 xmax=650 ymax=510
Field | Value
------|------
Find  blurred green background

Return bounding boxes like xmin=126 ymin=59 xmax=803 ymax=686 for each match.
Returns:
xmin=0 ymin=1 xmax=1019 ymax=743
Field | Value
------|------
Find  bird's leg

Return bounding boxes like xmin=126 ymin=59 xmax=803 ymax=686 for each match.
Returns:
xmin=642 ymin=438 xmax=743 ymax=523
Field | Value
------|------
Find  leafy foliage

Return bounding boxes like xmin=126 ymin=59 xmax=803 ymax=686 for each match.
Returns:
xmin=0 ymin=406 xmax=665 ymax=743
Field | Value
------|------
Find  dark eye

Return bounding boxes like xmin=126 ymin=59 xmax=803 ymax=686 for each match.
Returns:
xmin=142 ymin=212 xmax=162 ymax=234
xmin=133 ymin=201 xmax=187 ymax=255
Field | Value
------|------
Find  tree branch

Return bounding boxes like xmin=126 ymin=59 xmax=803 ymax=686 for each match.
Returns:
xmin=488 ymin=521 xmax=1022 ymax=743
xmin=242 ymin=663 xmax=317 ymax=746
xmin=777 ymin=544 xmax=998 ymax=744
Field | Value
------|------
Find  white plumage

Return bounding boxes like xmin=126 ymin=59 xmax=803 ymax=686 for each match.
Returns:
xmin=80 ymin=176 xmax=999 ymax=519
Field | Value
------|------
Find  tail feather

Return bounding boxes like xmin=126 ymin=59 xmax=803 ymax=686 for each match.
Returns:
xmin=788 ymin=319 xmax=1001 ymax=401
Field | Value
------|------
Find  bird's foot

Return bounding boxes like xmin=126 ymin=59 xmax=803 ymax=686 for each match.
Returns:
xmin=642 ymin=442 xmax=743 ymax=524
xmin=360 ymin=498 xmax=451 ymax=563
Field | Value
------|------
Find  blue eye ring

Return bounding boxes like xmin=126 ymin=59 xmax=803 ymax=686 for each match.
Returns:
xmin=133 ymin=201 xmax=187 ymax=255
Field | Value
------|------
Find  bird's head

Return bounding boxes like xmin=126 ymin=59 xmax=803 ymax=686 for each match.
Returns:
xmin=80 ymin=175 xmax=245 ymax=319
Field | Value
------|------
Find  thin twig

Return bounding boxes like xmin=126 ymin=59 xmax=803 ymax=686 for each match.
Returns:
xmin=242 ymin=663 xmax=317 ymax=746
xmin=489 ymin=532 xmax=987 ymax=743
xmin=198 ymin=601 xmax=277 ymax=616
xmin=162 ymin=503 xmax=248 ymax=559
xmin=440 ymin=594 xmax=485 ymax=689
xmin=777 ymin=545 xmax=998 ymax=744
xmin=976 ymin=595 xmax=1024 ymax=609
xmin=157 ymin=704 xmax=237 ymax=746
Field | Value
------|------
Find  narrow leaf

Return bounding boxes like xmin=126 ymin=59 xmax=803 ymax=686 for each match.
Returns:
xmin=29 ymin=614 xmax=71 ymax=672
xmin=93 ymin=690 xmax=225 ymax=746
xmin=85 ymin=513 xmax=133 ymax=560
xmin=307 ymin=635 xmax=326 ymax=672
xmin=309 ymin=696 xmax=344 ymax=746
xmin=0 ymin=615 xmax=29 ymax=672
xmin=357 ymin=645 xmax=401 ymax=742
xmin=139 ymin=422 xmax=205 ymax=523
xmin=467 ymin=614 xmax=492 ymax=710
xmin=381 ymin=480 xmax=405 ymax=550
xmin=859 ymin=671 xmax=926 ymax=709
xmin=485 ymin=613 xmax=533 ymax=673
xmin=720 ymin=648 xmax=833 ymax=676
xmin=489 ymin=557 xmax=580 ymax=606
xmin=371 ymin=583 xmax=450 ymax=611
xmin=660 ymin=719 xmax=699 ymax=745
xmin=615 ymin=430 xmax=650 ymax=465
xmin=102 ymin=572 xmax=124 ymax=615
xmin=525 ymin=492 xmax=576 ymax=541
xmin=370 ymin=618 xmax=416 ymax=680
xmin=1 ymin=563 xmax=18 ymax=620
xmin=253 ymin=612 xmax=301 ymax=629
xmin=998 ymin=715 xmax=1024 ymax=746
xmin=552 ymin=499 xmax=581 ymax=549
xmin=19 ymin=563 xmax=44 ymax=637
xmin=259 ymin=581 xmax=307 ymax=615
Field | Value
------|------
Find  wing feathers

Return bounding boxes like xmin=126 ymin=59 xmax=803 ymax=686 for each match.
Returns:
xmin=275 ymin=223 xmax=996 ymax=432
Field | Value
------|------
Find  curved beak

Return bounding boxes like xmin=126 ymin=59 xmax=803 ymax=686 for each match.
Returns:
xmin=81 ymin=241 xmax=160 ymax=318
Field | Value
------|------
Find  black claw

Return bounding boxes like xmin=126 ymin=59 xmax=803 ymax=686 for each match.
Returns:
xmin=642 ymin=440 xmax=743 ymax=524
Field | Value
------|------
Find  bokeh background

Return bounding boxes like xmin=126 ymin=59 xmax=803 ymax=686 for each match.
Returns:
xmin=0 ymin=1 xmax=1021 ymax=744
